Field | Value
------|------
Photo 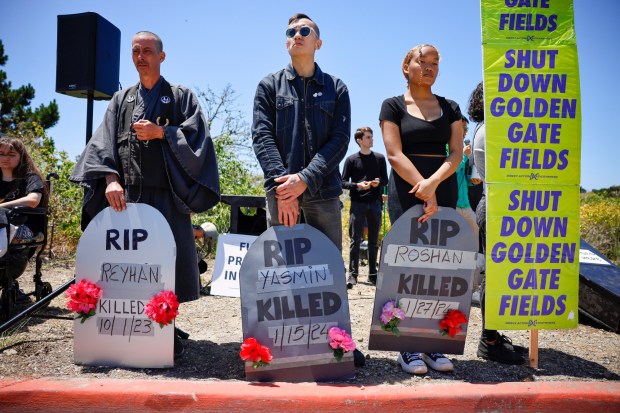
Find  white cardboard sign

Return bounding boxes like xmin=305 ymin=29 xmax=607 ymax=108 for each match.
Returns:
xmin=579 ymin=249 xmax=611 ymax=266
xmin=210 ymin=233 xmax=257 ymax=297
xmin=74 ymin=204 xmax=176 ymax=368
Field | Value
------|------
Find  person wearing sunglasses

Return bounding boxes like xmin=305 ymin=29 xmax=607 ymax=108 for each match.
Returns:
xmin=252 ymin=13 xmax=350 ymax=254
xmin=252 ymin=15 xmax=365 ymax=368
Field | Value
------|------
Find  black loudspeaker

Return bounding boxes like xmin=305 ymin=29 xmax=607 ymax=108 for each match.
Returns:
xmin=56 ymin=12 xmax=121 ymax=100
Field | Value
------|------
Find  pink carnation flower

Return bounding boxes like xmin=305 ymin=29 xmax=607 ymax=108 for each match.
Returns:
xmin=380 ymin=300 xmax=405 ymax=324
xmin=328 ymin=326 xmax=356 ymax=352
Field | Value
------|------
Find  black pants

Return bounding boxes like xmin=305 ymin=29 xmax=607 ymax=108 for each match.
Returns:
xmin=476 ymin=194 xmax=497 ymax=341
xmin=348 ymin=200 xmax=382 ymax=277
xmin=0 ymin=248 xmax=29 ymax=285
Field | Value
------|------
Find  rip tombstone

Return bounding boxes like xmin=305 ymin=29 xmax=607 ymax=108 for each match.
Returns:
xmin=239 ymin=224 xmax=355 ymax=382
xmin=74 ymin=204 xmax=176 ymax=368
xmin=369 ymin=205 xmax=477 ymax=354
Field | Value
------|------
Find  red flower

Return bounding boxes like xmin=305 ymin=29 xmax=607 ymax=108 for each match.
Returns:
xmin=66 ymin=279 xmax=102 ymax=323
xmin=145 ymin=290 xmax=179 ymax=328
xmin=240 ymin=337 xmax=273 ymax=368
xmin=439 ymin=309 xmax=468 ymax=337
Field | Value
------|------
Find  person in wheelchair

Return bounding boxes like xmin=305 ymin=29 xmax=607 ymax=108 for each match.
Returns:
xmin=0 ymin=136 xmax=47 ymax=301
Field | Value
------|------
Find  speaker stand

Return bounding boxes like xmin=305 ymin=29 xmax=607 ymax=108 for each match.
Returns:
xmin=86 ymin=90 xmax=94 ymax=144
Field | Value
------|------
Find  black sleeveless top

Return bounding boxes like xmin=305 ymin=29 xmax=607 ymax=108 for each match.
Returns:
xmin=379 ymin=94 xmax=461 ymax=155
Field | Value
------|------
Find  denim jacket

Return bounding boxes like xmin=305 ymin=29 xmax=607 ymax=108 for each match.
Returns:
xmin=252 ymin=63 xmax=351 ymax=199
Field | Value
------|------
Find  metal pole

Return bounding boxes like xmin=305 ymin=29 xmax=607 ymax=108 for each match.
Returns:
xmin=48 ymin=224 xmax=55 ymax=259
xmin=86 ymin=90 xmax=94 ymax=144
xmin=0 ymin=278 xmax=75 ymax=335
xmin=382 ymin=186 xmax=387 ymax=238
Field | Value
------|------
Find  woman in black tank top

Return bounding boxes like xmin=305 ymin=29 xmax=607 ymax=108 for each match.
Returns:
xmin=379 ymin=44 xmax=463 ymax=224
xmin=379 ymin=44 xmax=464 ymax=375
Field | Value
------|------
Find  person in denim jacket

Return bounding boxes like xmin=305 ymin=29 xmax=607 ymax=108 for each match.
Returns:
xmin=252 ymin=13 xmax=351 ymax=252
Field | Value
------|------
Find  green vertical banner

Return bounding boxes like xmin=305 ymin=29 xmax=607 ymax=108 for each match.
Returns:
xmin=481 ymin=0 xmax=581 ymax=330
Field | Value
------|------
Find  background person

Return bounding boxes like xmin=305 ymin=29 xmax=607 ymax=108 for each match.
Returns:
xmin=452 ymin=113 xmax=483 ymax=287
xmin=465 ymin=113 xmax=485 ymax=282
xmin=468 ymin=81 xmax=526 ymax=364
xmin=0 ymin=136 xmax=46 ymax=210
xmin=0 ymin=136 xmax=47 ymax=293
xmin=467 ymin=156 xmax=484 ymax=212
xmin=380 ymin=44 xmax=463 ymax=375
xmin=454 ymin=114 xmax=479 ymax=237
xmin=341 ymin=126 xmax=388 ymax=288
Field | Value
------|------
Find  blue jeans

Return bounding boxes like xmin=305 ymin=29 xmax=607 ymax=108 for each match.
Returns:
xmin=348 ymin=200 xmax=382 ymax=277
xmin=265 ymin=189 xmax=342 ymax=252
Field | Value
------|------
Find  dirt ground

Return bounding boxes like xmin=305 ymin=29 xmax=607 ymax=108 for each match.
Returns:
xmin=0 ymin=258 xmax=619 ymax=386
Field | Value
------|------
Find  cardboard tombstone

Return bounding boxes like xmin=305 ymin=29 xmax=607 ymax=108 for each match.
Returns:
xmin=368 ymin=205 xmax=477 ymax=354
xmin=210 ymin=233 xmax=258 ymax=297
xmin=74 ymin=204 xmax=176 ymax=367
xmin=579 ymin=239 xmax=620 ymax=333
xmin=240 ymin=224 xmax=355 ymax=382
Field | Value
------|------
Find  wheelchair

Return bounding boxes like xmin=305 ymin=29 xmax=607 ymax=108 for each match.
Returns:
xmin=0 ymin=173 xmax=59 ymax=324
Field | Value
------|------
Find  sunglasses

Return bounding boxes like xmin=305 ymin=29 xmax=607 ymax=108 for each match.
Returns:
xmin=285 ymin=26 xmax=316 ymax=38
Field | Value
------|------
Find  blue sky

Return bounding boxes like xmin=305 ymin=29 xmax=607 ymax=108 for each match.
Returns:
xmin=1 ymin=0 xmax=618 ymax=191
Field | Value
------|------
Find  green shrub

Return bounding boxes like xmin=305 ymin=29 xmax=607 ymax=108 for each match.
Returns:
xmin=580 ymin=194 xmax=620 ymax=264
xmin=190 ymin=84 xmax=265 ymax=233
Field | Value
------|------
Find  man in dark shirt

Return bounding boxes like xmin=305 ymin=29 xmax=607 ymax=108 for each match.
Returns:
xmin=341 ymin=126 xmax=388 ymax=288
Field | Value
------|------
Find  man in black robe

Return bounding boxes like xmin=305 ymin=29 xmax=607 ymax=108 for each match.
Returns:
xmin=70 ymin=32 xmax=220 ymax=355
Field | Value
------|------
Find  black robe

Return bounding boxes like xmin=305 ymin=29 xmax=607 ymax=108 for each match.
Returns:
xmin=70 ymin=77 xmax=220 ymax=302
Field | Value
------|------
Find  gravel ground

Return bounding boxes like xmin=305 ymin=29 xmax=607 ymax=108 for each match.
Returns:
xmin=0 ymin=259 xmax=619 ymax=386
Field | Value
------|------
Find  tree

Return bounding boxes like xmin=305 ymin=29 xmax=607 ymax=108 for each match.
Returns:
xmin=0 ymin=39 xmax=59 ymax=131
xmin=592 ymin=185 xmax=620 ymax=199
xmin=192 ymin=84 xmax=264 ymax=233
